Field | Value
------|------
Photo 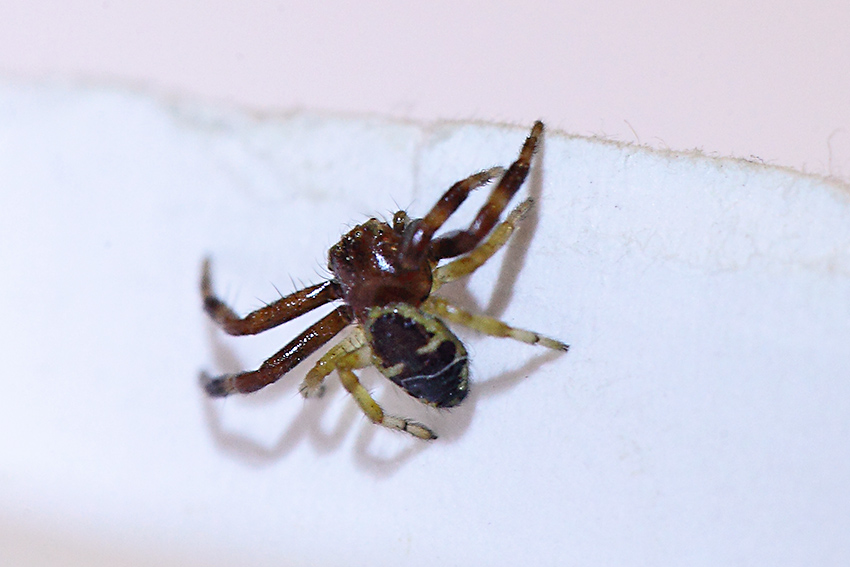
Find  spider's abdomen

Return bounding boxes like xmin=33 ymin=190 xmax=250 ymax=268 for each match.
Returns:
xmin=365 ymin=303 xmax=469 ymax=408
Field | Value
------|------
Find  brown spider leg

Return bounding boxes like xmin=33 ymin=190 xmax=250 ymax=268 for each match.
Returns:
xmin=203 ymin=306 xmax=354 ymax=396
xmin=400 ymin=166 xmax=505 ymax=269
xmin=422 ymin=296 xmax=568 ymax=352
xmin=429 ymin=121 xmax=544 ymax=261
xmin=431 ymin=197 xmax=533 ymax=292
xmin=202 ymin=258 xmax=342 ymax=336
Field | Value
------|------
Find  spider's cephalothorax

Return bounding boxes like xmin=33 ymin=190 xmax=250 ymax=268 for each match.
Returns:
xmin=201 ymin=121 xmax=568 ymax=440
xmin=327 ymin=217 xmax=432 ymax=317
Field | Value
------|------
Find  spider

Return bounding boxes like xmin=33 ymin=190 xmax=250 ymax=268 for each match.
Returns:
xmin=201 ymin=121 xmax=568 ymax=440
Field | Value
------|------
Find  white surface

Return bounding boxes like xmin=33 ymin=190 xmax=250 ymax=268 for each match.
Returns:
xmin=1 ymin=82 xmax=849 ymax=566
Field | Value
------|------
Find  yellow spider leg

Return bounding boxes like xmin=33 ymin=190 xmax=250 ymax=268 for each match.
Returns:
xmin=299 ymin=326 xmax=368 ymax=398
xmin=337 ymin=359 xmax=437 ymax=441
xmin=422 ymin=296 xmax=568 ymax=352
xmin=432 ymin=197 xmax=533 ymax=291
xmin=304 ymin=335 xmax=438 ymax=440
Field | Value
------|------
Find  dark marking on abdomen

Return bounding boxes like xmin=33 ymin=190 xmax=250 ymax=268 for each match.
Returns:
xmin=368 ymin=306 xmax=469 ymax=407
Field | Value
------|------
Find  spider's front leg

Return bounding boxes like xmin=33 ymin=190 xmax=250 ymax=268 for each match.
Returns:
xmin=202 ymin=306 xmax=354 ymax=396
xmin=200 ymin=259 xmax=353 ymax=396
xmin=428 ymin=121 xmax=544 ymax=261
xmin=202 ymin=258 xmax=342 ymax=335
xmin=399 ymin=166 xmax=505 ymax=269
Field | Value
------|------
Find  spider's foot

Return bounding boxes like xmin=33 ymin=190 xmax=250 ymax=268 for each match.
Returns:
xmin=482 ymin=166 xmax=506 ymax=182
xmin=508 ymin=197 xmax=534 ymax=223
xmin=200 ymin=371 xmax=234 ymax=398
xmin=200 ymin=257 xmax=212 ymax=291
xmin=298 ymin=381 xmax=326 ymax=399
xmin=539 ymin=337 xmax=569 ymax=352
xmin=382 ymin=415 xmax=437 ymax=440
xmin=509 ymin=327 xmax=570 ymax=352
xmin=200 ymin=258 xmax=220 ymax=310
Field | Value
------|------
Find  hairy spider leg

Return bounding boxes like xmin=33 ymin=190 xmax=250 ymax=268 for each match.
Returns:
xmin=400 ymin=166 xmax=505 ymax=269
xmin=202 ymin=258 xmax=342 ymax=335
xmin=307 ymin=338 xmax=437 ymax=440
xmin=428 ymin=121 xmax=544 ymax=262
xmin=203 ymin=306 xmax=354 ymax=396
xmin=432 ymin=197 xmax=534 ymax=291
xmin=422 ymin=296 xmax=568 ymax=352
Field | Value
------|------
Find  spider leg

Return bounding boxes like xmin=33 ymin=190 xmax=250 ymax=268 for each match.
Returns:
xmin=202 ymin=258 xmax=342 ymax=336
xmin=400 ymin=166 xmax=505 ymax=269
xmin=339 ymin=368 xmax=438 ymax=441
xmin=422 ymin=296 xmax=568 ymax=352
xmin=304 ymin=338 xmax=438 ymax=439
xmin=299 ymin=326 xmax=368 ymax=398
xmin=203 ymin=306 xmax=353 ymax=396
xmin=432 ymin=197 xmax=533 ymax=291
xmin=429 ymin=121 xmax=544 ymax=262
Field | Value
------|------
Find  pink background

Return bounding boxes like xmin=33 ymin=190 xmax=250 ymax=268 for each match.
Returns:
xmin=1 ymin=0 xmax=848 ymax=179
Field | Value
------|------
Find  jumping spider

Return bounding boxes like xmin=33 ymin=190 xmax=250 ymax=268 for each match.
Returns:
xmin=201 ymin=121 xmax=568 ymax=440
